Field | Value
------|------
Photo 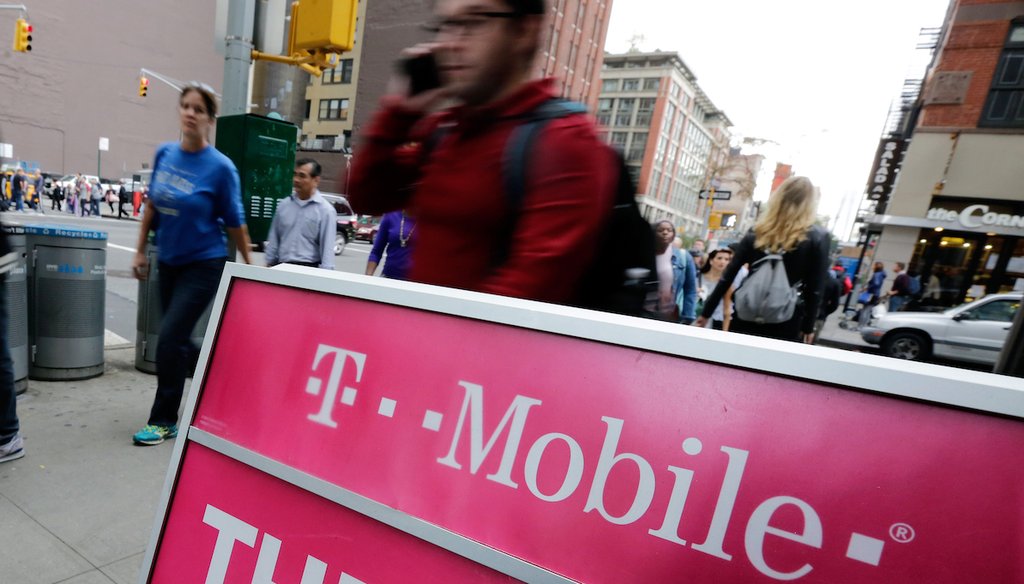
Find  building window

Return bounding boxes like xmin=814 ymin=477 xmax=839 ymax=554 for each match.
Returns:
xmin=643 ymin=78 xmax=660 ymax=91
xmin=601 ymin=78 xmax=619 ymax=92
xmin=611 ymin=132 xmax=629 ymax=147
xmin=615 ymin=98 xmax=635 ymax=126
xmin=323 ymin=59 xmax=354 ymax=84
xmin=596 ymin=98 xmax=614 ymax=126
xmin=622 ymin=78 xmax=641 ymax=91
xmin=304 ymin=100 xmax=311 ymax=120
xmin=318 ymin=98 xmax=350 ymax=120
xmin=627 ymin=132 xmax=648 ymax=163
xmin=980 ymin=20 xmax=1024 ymax=128
xmin=635 ymin=98 xmax=656 ymax=127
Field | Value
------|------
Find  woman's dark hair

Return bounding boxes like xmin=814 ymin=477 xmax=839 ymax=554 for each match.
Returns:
xmin=180 ymin=84 xmax=218 ymax=118
xmin=700 ymin=248 xmax=733 ymax=274
xmin=295 ymin=158 xmax=322 ymax=178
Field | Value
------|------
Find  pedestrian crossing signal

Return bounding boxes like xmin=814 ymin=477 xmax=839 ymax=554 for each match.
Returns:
xmin=13 ymin=18 xmax=32 ymax=53
xmin=138 ymin=76 xmax=149 ymax=97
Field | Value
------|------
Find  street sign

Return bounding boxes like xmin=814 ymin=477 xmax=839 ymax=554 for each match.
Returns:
xmin=699 ymin=189 xmax=732 ymax=200
xmin=141 ymin=266 xmax=1024 ymax=583
xmin=98 ymin=138 xmax=109 ymax=152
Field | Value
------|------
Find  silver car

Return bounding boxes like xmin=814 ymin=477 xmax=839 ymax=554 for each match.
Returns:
xmin=861 ymin=292 xmax=1021 ymax=365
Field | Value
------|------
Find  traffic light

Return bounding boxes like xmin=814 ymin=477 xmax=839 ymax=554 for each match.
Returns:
xmin=12 ymin=18 xmax=32 ymax=53
xmin=138 ymin=76 xmax=149 ymax=97
xmin=289 ymin=0 xmax=358 ymax=54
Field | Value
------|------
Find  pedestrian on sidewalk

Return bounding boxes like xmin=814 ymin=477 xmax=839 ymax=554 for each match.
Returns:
xmin=131 ymin=83 xmax=253 ymax=446
xmin=695 ymin=176 xmax=830 ymax=343
xmin=348 ymin=0 xmax=618 ymax=305
xmin=90 ymin=180 xmax=102 ymax=217
xmin=0 ymin=225 xmax=24 ymax=463
xmin=51 ymin=184 xmax=64 ymax=211
xmin=651 ymin=221 xmax=697 ymax=323
xmin=106 ymin=188 xmax=117 ymax=215
xmin=888 ymin=262 xmax=912 ymax=313
xmin=696 ymin=247 xmax=734 ymax=330
xmin=365 ymin=210 xmax=416 ymax=280
xmin=264 ymin=159 xmax=337 ymax=270
xmin=858 ymin=262 xmax=887 ymax=328
xmin=117 ymin=183 xmax=130 ymax=218
xmin=11 ymin=169 xmax=26 ymax=212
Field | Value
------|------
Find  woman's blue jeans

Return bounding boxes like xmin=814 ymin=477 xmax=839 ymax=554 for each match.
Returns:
xmin=147 ymin=258 xmax=226 ymax=427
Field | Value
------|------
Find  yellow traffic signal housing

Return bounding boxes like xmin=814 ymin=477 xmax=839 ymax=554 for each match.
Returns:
xmin=289 ymin=0 xmax=357 ymax=54
xmin=13 ymin=18 xmax=32 ymax=52
xmin=138 ymin=76 xmax=149 ymax=97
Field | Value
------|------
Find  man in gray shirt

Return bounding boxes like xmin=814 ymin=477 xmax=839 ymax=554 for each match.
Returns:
xmin=265 ymin=159 xmax=337 ymax=270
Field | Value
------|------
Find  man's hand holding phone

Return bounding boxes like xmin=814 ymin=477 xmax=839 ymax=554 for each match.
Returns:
xmin=388 ymin=43 xmax=451 ymax=114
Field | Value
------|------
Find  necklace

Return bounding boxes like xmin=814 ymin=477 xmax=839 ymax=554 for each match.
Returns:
xmin=399 ymin=212 xmax=415 ymax=248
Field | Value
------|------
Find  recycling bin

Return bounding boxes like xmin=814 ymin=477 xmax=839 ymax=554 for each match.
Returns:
xmin=2 ymin=225 xmax=28 ymax=394
xmin=25 ymin=225 xmax=106 ymax=380
xmin=135 ymin=241 xmax=211 ymax=374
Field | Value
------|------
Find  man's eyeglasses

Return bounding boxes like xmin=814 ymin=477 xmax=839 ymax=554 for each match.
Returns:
xmin=422 ymin=12 xmax=518 ymax=37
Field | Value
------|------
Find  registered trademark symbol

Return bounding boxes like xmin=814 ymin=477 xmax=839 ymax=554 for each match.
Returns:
xmin=890 ymin=523 xmax=915 ymax=543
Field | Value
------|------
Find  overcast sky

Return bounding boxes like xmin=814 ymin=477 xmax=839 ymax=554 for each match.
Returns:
xmin=605 ymin=0 xmax=952 ymax=236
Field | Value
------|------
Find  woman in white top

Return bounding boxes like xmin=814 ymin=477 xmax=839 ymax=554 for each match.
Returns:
xmin=697 ymin=248 xmax=734 ymax=330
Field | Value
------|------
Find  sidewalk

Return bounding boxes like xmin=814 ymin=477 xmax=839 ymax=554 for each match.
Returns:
xmin=815 ymin=310 xmax=877 ymax=353
xmin=0 ymin=344 xmax=170 ymax=584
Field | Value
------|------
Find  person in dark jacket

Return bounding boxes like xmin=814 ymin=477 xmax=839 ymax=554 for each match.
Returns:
xmin=694 ymin=176 xmax=830 ymax=343
xmin=812 ymin=269 xmax=843 ymax=343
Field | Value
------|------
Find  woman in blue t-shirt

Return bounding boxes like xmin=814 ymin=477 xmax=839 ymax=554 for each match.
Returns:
xmin=130 ymin=84 xmax=253 ymax=446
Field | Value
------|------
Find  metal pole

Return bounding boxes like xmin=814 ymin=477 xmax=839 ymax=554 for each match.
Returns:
xmin=222 ymin=0 xmax=256 ymax=117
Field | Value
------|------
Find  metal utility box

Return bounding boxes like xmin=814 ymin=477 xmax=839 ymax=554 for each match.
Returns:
xmin=135 ymin=241 xmax=210 ymax=374
xmin=215 ymin=114 xmax=297 ymax=247
xmin=25 ymin=225 xmax=107 ymax=380
xmin=2 ymin=225 xmax=28 ymax=393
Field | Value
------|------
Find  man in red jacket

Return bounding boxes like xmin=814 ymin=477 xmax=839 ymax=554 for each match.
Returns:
xmin=348 ymin=0 xmax=617 ymax=304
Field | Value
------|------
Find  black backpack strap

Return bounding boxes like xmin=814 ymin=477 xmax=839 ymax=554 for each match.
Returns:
xmin=492 ymin=98 xmax=589 ymax=266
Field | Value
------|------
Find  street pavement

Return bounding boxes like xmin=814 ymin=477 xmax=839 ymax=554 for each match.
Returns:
xmin=0 ymin=207 xmax=973 ymax=583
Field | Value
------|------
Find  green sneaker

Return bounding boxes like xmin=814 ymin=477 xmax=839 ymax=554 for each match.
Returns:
xmin=132 ymin=424 xmax=178 ymax=446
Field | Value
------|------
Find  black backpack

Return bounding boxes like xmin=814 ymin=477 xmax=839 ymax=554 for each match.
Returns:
xmin=493 ymin=99 xmax=658 ymax=316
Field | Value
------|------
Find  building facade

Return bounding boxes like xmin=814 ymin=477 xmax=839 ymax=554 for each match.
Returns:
xmin=866 ymin=0 xmax=1024 ymax=307
xmin=299 ymin=0 xmax=370 ymax=151
xmin=0 ymin=0 xmax=223 ymax=177
xmin=710 ymin=151 xmax=764 ymax=243
xmin=597 ymin=51 xmax=732 ymax=236
xmin=537 ymin=0 xmax=613 ymax=109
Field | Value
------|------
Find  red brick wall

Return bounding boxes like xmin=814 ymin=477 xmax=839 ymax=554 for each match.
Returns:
xmin=536 ymin=0 xmax=613 ymax=110
xmin=921 ymin=2 xmax=1013 ymax=128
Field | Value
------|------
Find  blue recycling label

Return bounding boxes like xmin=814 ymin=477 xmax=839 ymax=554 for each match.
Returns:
xmin=23 ymin=225 xmax=108 ymax=240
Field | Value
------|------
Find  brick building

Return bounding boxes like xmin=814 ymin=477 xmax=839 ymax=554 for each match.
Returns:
xmin=864 ymin=0 xmax=1024 ymax=307
xmin=537 ymin=0 xmax=613 ymax=109
xmin=597 ymin=51 xmax=732 ymax=235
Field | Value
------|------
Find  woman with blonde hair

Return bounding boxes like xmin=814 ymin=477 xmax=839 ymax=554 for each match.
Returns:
xmin=695 ymin=176 xmax=830 ymax=342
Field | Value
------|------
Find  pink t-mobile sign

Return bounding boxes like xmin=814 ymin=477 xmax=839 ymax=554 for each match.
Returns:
xmin=148 ymin=278 xmax=1024 ymax=583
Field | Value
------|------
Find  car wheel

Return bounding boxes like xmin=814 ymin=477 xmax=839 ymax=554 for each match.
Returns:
xmin=334 ymin=233 xmax=347 ymax=256
xmin=882 ymin=331 xmax=931 ymax=361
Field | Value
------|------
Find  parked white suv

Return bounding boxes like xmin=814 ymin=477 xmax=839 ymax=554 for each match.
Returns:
xmin=860 ymin=292 xmax=1022 ymax=365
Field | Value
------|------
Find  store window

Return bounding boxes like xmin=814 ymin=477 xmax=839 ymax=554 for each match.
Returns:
xmin=911 ymin=231 xmax=1024 ymax=307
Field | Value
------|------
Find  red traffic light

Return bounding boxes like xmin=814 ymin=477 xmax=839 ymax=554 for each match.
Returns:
xmin=25 ymin=24 xmax=32 ymax=33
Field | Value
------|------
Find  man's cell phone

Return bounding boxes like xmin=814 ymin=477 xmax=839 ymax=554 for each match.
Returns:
xmin=401 ymin=53 xmax=442 ymax=96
